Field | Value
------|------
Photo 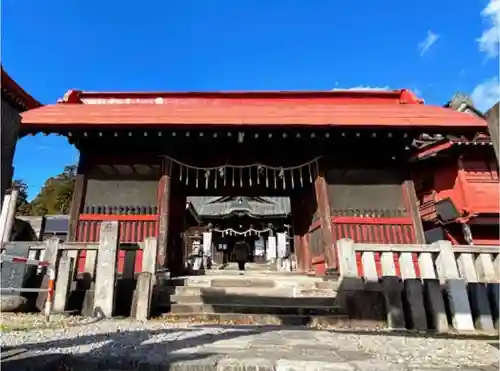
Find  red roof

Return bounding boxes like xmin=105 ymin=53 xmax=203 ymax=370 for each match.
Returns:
xmin=21 ymin=89 xmax=487 ymax=128
xmin=1 ymin=67 xmax=41 ymax=111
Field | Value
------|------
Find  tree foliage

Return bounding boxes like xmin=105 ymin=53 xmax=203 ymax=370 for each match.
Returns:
xmin=11 ymin=179 xmax=31 ymax=216
xmin=13 ymin=165 xmax=77 ymax=216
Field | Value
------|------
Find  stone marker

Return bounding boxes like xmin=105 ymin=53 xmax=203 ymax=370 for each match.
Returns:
xmin=419 ymin=250 xmax=448 ymax=332
xmin=380 ymin=251 xmax=405 ymax=330
xmin=93 ymin=221 xmax=119 ymax=318
xmin=84 ymin=249 xmax=97 ymax=278
xmin=135 ymin=272 xmax=152 ymax=321
xmin=52 ymin=255 xmax=73 ymax=313
xmin=399 ymin=252 xmax=427 ymax=330
xmin=81 ymin=283 xmax=95 ymax=317
xmin=1 ymin=242 xmax=31 ymax=291
xmin=436 ymin=241 xmax=474 ymax=331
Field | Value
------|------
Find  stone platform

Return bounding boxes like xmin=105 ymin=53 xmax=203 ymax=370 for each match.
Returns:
xmin=158 ymin=270 xmax=342 ymax=322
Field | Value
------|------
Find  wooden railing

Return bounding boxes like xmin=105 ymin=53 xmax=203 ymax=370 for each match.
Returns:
xmin=337 ymin=238 xmax=500 ymax=332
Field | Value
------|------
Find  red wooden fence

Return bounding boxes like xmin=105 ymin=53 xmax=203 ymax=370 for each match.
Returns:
xmin=308 ymin=216 xmax=419 ymax=276
xmin=75 ymin=214 xmax=159 ymax=274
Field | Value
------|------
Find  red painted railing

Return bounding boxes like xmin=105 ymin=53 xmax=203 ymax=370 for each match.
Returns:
xmin=75 ymin=214 xmax=159 ymax=274
xmin=308 ymin=216 xmax=418 ymax=276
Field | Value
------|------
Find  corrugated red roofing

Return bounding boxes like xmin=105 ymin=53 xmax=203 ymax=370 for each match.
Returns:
xmin=20 ymin=89 xmax=487 ymax=128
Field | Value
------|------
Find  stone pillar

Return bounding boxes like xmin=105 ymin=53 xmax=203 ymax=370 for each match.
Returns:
xmin=93 ymin=221 xmax=119 ymax=318
xmin=380 ymin=252 xmax=405 ymax=330
xmin=419 ymin=251 xmax=448 ymax=332
xmin=457 ymin=252 xmax=494 ymax=331
xmin=314 ymin=166 xmax=336 ymax=272
xmin=399 ymin=252 xmax=427 ymax=330
xmin=53 ymin=255 xmax=73 ymax=313
xmin=436 ymin=240 xmax=474 ymax=331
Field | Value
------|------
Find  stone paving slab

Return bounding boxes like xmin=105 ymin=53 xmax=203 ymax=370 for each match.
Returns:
xmin=0 ymin=318 xmax=498 ymax=370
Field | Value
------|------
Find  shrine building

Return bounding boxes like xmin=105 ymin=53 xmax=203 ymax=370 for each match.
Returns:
xmin=19 ymin=89 xmax=495 ymax=276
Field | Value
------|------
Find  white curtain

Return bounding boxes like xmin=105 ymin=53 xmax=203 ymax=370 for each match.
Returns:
xmin=202 ymin=232 xmax=212 ymax=257
xmin=277 ymin=232 xmax=287 ymax=259
xmin=266 ymin=236 xmax=277 ymax=261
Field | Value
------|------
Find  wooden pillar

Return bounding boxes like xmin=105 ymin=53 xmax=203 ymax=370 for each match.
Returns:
xmin=314 ymin=167 xmax=337 ymax=272
xmin=403 ymin=180 xmax=425 ymax=244
xmin=290 ymin=191 xmax=312 ymax=272
xmin=68 ymin=155 xmax=87 ymax=242
xmin=157 ymin=158 xmax=172 ymax=268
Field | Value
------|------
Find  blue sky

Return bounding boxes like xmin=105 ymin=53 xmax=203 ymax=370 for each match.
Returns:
xmin=3 ymin=0 xmax=499 ymax=199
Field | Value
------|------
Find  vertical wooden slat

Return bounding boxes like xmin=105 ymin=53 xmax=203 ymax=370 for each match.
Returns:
xmin=402 ymin=180 xmax=426 ymax=244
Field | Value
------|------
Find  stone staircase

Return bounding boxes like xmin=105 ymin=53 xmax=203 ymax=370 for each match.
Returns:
xmin=156 ymin=265 xmax=346 ymax=325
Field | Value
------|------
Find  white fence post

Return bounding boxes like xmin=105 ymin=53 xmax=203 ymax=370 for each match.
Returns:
xmin=436 ymin=241 xmax=474 ymax=331
xmin=457 ymin=252 xmax=495 ymax=331
xmin=419 ymin=251 xmax=448 ymax=332
xmin=380 ymin=250 xmax=405 ymax=330
xmin=399 ymin=252 xmax=427 ymax=330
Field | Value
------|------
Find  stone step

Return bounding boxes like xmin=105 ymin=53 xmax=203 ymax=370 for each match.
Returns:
xmin=168 ymin=285 xmax=337 ymax=297
xmin=173 ymin=286 xmax=294 ymax=297
xmin=205 ymin=270 xmax=301 ymax=276
xmin=160 ymin=312 xmax=350 ymax=326
xmin=170 ymin=294 xmax=336 ymax=307
xmin=167 ymin=276 xmax=340 ymax=290
xmin=215 ymin=262 xmax=278 ymax=271
xmin=170 ymin=303 xmax=343 ymax=316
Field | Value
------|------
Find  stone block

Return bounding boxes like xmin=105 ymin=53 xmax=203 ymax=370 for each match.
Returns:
xmin=1 ymin=242 xmax=31 ymax=293
xmin=135 ymin=272 xmax=152 ymax=321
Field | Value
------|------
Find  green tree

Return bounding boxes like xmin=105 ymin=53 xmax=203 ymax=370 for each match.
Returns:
xmin=11 ymin=179 xmax=31 ymax=215
xmin=29 ymin=165 xmax=76 ymax=216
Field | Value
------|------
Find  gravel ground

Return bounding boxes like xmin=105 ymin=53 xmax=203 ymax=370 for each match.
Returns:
xmin=0 ymin=314 xmax=499 ymax=370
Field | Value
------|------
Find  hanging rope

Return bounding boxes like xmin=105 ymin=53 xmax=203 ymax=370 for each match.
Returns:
xmin=164 ymin=155 xmax=321 ymax=189
xmin=211 ymin=227 xmax=272 ymax=236
xmin=163 ymin=155 xmax=321 ymax=171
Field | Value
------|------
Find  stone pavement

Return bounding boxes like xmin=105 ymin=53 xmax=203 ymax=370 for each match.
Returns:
xmin=0 ymin=318 xmax=499 ymax=370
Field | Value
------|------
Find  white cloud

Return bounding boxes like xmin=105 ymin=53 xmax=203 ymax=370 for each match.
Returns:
xmin=477 ymin=0 xmax=500 ymax=59
xmin=418 ymin=31 xmax=439 ymax=56
xmin=471 ymin=76 xmax=500 ymax=112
